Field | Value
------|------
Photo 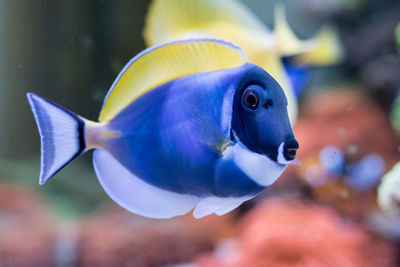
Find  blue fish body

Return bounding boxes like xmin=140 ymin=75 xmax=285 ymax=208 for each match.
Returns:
xmin=27 ymin=39 xmax=298 ymax=218
xmin=105 ymin=63 xmax=270 ymax=197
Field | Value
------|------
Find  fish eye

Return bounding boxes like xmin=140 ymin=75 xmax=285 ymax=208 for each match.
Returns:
xmin=243 ymin=89 xmax=260 ymax=110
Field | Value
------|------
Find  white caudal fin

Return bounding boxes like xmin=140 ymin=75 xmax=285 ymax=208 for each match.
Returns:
xmin=27 ymin=93 xmax=86 ymax=185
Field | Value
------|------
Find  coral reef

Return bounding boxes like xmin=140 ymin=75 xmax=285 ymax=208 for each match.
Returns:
xmin=293 ymin=89 xmax=400 ymax=218
xmin=77 ymin=207 xmax=236 ymax=267
xmin=196 ymin=199 xmax=396 ymax=267
xmin=295 ymin=89 xmax=399 ymax=162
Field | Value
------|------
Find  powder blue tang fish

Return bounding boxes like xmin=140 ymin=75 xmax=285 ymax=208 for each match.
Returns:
xmin=27 ymin=39 xmax=299 ymax=219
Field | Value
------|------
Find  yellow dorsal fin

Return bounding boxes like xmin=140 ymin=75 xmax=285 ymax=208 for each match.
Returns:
xmin=99 ymin=39 xmax=248 ymax=122
xmin=274 ymin=4 xmax=315 ymax=56
xmin=144 ymin=0 xmax=269 ymax=47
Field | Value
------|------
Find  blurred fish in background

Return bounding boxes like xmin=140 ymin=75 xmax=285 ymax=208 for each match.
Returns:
xmin=143 ymin=0 xmax=344 ymax=123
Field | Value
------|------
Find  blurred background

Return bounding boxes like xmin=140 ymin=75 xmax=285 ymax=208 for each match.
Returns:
xmin=0 ymin=0 xmax=399 ymax=266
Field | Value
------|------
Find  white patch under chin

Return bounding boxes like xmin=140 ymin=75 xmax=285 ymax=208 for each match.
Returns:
xmin=223 ymin=143 xmax=287 ymax=187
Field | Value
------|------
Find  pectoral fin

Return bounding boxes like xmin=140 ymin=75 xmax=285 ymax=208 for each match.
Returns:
xmin=186 ymin=104 xmax=232 ymax=154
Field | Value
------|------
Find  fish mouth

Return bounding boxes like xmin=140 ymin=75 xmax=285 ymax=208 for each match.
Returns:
xmin=277 ymin=142 xmax=300 ymax=165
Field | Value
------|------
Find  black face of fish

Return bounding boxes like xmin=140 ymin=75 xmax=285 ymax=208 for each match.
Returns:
xmin=232 ymin=67 xmax=298 ymax=162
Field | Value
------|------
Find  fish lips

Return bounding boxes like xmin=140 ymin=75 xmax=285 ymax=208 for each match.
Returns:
xmin=277 ymin=142 xmax=300 ymax=166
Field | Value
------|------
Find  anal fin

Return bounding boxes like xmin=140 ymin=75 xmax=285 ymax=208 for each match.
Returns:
xmin=193 ymin=196 xmax=252 ymax=218
xmin=93 ymin=150 xmax=199 ymax=219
